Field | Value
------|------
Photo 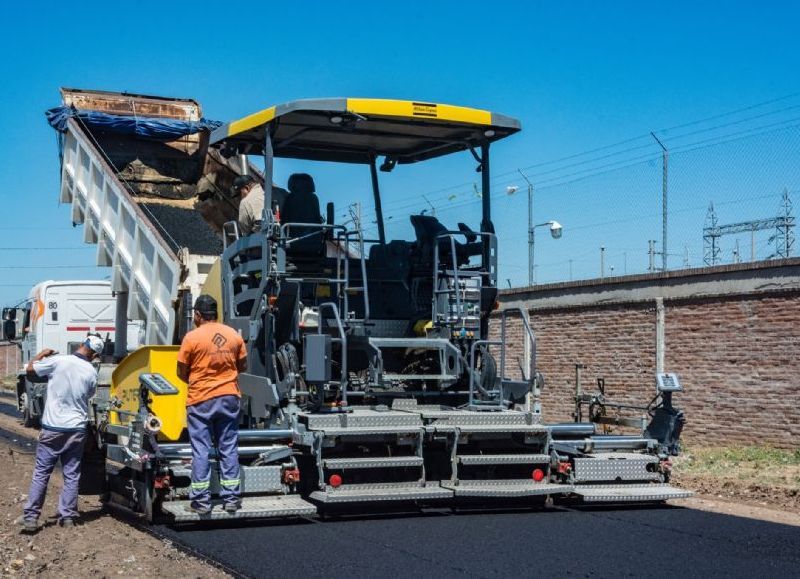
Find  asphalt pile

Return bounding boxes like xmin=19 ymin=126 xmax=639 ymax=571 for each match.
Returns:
xmin=140 ymin=203 xmax=224 ymax=256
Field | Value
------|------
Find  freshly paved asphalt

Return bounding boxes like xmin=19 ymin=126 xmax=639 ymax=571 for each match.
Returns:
xmin=156 ymin=503 xmax=800 ymax=578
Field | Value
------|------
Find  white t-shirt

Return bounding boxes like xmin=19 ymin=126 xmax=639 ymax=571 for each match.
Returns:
xmin=33 ymin=354 xmax=98 ymax=432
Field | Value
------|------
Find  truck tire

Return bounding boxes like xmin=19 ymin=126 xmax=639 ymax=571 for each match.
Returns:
xmin=19 ymin=391 xmax=39 ymax=429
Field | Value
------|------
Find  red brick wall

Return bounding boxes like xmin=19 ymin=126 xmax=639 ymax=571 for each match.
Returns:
xmin=492 ymin=292 xmax=800 ymax=448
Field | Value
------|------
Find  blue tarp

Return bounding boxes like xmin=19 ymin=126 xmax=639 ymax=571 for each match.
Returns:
xmin=45 ymin=106 xmax=222 ymax=140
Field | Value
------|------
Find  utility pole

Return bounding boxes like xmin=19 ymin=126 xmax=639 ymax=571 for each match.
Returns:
xmin=518 ymin=169 xmax=535 ymax=287
xmin=733 ymin=239 xmax=741 ymax=263
xmin=683 ymin=245 xmax=690 ymax=268
xmin=750 ymin=228 xmax=756 ymax=261
xmin=651 ymin=132 xmax=669 ymax=272
xmin=648 ymin=240 xmax=656 ymax=272
xmin=600 ymin=245 xmax=606 ymax=278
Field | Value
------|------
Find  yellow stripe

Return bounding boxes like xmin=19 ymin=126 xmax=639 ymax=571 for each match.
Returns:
xmin=347 ymin=99 xmax=492 ymax=126
xmin=226 ymin=106 xmax=276 ymax=138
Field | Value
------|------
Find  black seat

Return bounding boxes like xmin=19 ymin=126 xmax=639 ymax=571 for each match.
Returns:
xmin=282 ymin=173 xmax=324 ymax=255
xmin=409 ymin=215 xmax=481 ymax=266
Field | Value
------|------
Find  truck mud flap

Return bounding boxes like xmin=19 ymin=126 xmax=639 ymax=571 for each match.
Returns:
xmin=572 ymin=484 xmax=692 ymax=503
xmin=161 ymin=495 xmax=317 ymax=522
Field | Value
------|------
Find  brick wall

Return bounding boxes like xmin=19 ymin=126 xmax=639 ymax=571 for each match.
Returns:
xmin=493 ymin=259 xmax=800 ymax=449
xmin=0 ymin=343 xmax=20 ymax=379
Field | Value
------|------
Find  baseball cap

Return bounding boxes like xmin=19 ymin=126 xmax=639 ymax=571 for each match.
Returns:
xmin=193 ymin=294 xmax=218 ymax=317
xmin=232 ymin=174 xmax=256 ymax=193
xmin=84 ymin=335 xmax=104 ymax=355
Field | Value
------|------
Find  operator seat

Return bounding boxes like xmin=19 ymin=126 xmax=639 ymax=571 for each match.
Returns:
xmin=282 ymin=173 xmax=324 ymax=255
xmin=410 ymin=214 xmax=482 ymax=266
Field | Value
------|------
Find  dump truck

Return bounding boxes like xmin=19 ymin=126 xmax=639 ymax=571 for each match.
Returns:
xmin=48 ymin=89 xmax=690 ymax=523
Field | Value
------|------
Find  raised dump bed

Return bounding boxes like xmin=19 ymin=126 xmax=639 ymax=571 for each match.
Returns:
xmin=52 ymin=88 xmax=251 ymax=344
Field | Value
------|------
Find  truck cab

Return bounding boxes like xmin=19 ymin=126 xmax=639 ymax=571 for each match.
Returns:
xmin=14 ymin=280 xmax=136 ymax=426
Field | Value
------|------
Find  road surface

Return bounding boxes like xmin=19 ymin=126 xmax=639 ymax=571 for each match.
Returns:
xmin=157 ymin=503 xmax=800 ymax=578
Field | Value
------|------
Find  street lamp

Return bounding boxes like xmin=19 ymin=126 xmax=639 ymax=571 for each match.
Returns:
xmin=531 ymin=220 xmax=563 ymax=284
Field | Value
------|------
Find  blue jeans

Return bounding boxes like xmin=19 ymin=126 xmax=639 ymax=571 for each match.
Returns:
xmin=24 ymin=428 xmax=86 ymax=521
xmin=187 ymin=395 xmax=241 ymax=508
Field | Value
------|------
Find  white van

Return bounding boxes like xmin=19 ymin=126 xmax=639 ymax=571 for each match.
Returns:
xmin=11 ymin=280 xmax=141 ymax=426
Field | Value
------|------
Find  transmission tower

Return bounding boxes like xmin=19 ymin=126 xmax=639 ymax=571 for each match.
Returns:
xmin=703 ymin=203 xmax=721 ymax=266
xmin=704 ymin=192 xmax=795 ymax=265
xmin=772 ymin=188 xmax=795 ymax=258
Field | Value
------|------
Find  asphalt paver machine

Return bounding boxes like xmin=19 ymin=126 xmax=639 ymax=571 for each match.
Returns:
xmin=92 ymin=97 xmax=689 ymax=522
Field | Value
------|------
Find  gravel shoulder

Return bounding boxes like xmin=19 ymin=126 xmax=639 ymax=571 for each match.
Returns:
xmin=0 ymin=387 xmax=228 ymax=578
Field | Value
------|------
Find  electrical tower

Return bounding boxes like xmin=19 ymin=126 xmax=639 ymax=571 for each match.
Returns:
xmin=703 ymin=191 xmax=795 ymax=266
xmin=703 ymin=203 xmax=721 ymax=266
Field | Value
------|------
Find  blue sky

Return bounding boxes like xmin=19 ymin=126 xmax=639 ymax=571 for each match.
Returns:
xmin=1 ymin=1 xmax=799 ymax=305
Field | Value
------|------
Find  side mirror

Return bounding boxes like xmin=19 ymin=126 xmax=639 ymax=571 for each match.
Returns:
xmin=3 ymin=308 xmax=18 ymax=340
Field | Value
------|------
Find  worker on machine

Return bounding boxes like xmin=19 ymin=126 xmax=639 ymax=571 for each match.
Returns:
xmin=177 ymin=295 xmax=248 ymax=515
xmin=19 ymin=335 xmax=104 ymax=533
xmin=234 ymin=174 xmax=288 ymax=235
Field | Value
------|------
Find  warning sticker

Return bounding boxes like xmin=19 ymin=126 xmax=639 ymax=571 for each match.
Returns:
xmin=412 ymin=102 xmax=438 ymax=118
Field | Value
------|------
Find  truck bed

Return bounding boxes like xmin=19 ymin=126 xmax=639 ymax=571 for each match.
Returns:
xmin=55 ymin=88 xmax=250 ymax=344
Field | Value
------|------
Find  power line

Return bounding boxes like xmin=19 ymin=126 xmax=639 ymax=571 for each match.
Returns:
xmin=0 ymin=265 xmax=100 ymax=269
xmin=0 ymin=247 xmax=96 ymax=251
xmin=365 ymin=92 xmax=800 ymax=217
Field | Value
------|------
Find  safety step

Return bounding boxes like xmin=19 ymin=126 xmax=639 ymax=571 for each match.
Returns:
xmin=323 ymin=456 xmax=424 ymax=469
xmin=573 ymin=455 xmax=661 ymax=483
xmin=317 ymin=426 xmax=423 ymax=437
xmin=458 ymin=454 xmax=550 ymax=465
xmin=431 ymin=424 xmax=548 ymax=434
xmin=573 ymin=484 xmax=693 ymax=502
xmin=302 ymin=408 xmax=421 ymax=430
xmin=309 ymin=482 xmax=453 ymax=504
xmin=441 ymin=480 xmax=574 ymax=498
xmin=161 ymin=495 xmax=317 ymax=522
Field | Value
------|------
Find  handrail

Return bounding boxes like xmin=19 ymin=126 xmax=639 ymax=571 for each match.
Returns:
xmin=432 ymin=230 xmax=496 ymax=328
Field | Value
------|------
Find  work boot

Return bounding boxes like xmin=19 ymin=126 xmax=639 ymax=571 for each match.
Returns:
xmin=224 ymin=500 xmax=242 ymax=514
xmin=59 ymin=518 xmax=75 ymax=528
xmin=185 ymin=502 xmax=212 ymax=516
xmin=20 ymin=518 xmax=39 ymax=534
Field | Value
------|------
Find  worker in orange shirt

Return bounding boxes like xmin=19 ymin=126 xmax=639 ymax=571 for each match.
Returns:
xmin=177 ymin=295 xmax=247 ymax=515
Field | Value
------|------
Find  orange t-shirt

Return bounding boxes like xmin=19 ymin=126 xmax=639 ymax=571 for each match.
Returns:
xmin=178 ymin=322 xmax=247 ymax=406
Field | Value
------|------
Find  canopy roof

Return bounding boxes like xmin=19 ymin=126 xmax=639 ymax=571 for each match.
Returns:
xmin=210 ymin=98 xmax=520 ymax=164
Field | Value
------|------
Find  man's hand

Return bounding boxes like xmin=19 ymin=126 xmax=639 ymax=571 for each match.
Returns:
xmin=32 ymin=348 xmax=57 ymax=362
xmin=26 ymin=348 xmax=57 ymax=374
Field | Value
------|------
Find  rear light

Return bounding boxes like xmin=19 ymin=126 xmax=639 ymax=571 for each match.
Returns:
xmin=283 ymin=468 xmax=301 ymax=484
xmin=532 ymin=468 xmax=545 ymax=482
xmin=557 ymin=461 xmax=572 ymax=475
xmin=154 ymin=474 xmax=171 ymax=489
xmin=329 ymin=474 xmax=343 ymax=488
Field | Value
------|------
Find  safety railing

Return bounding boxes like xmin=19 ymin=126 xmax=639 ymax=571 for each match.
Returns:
xmin=467 ymin=307 xmax=537 ymax=410
xmin=317 ymin=302 xmax=349 ymax=406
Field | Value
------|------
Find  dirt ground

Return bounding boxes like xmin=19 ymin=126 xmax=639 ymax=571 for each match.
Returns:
xmin=0 ymin=378 xmax=798 ymax=577
xmin=0 ymin=387 xmax=227 ymax=578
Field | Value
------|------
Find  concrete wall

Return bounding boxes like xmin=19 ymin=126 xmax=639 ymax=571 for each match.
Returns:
xmin=492 ymin=258 xmax=800 ymax=448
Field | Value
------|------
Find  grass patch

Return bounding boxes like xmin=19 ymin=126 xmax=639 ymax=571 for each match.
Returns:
xmin=679 ymin=446 xmax=800 ymax=472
